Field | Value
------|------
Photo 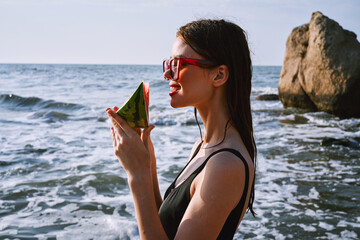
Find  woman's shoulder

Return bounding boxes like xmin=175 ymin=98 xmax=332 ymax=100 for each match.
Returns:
xmin=205 ymin=148 xmax=251 ymax=175
xmin=192 ymin=148 xmax=252 ymax=209
xmin=206 ymin=135 xmax=254 ymax=169
xmin=200 ymin=145 xmax=254 ymax=187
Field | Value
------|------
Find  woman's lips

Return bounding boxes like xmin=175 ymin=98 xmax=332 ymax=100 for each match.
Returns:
xmin=169 ymin=84 xmax=181 ymax=96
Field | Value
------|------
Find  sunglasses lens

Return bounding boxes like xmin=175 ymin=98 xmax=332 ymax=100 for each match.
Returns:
xmin=171 ymin=59 xmax=179 ymax=80
xmin=163 ymin=60 xmax=169 ymax=72
xmin=163 ymin=58 xmax=180 ymax=80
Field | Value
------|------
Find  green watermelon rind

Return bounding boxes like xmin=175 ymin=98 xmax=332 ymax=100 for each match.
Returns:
xmin=116 ymin=82 xmax=149 ymax=128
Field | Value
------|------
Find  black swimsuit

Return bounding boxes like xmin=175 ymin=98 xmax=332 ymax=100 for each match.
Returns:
xmin=158 ymin=145 xmax=250 ymax=240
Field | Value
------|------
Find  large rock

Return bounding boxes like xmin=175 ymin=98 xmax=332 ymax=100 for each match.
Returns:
xmin=279 ymin=12 xmax=360 ymax=118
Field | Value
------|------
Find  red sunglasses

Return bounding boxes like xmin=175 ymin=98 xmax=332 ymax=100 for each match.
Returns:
xmin=163 ymin=57 xmax=216 ymax=80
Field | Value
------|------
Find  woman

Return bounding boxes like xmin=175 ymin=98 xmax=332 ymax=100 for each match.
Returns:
xmin=106 ymin=19 xmax=256 ymax=240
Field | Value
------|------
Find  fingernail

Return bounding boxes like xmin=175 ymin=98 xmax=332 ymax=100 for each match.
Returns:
xmin=106 ymin=108 xmax=111 ymax=112
xmin=113 ymin=106 xmax=119 ymax=111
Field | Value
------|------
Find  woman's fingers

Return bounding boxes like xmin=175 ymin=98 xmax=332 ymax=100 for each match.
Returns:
xmin=106 ymin=108 xmax=135 ymax=137
xmin=112 ymin=106 xmax=140 ymax=135
xmin=106 ymin=107 xmax=142 ymax=136
xmin=133 ymin=127 xmax=141 ymax=136
xmin=106 ymin=108 xmax=153 ymax=174
xmin=141 ymin=125 xmax=155 ymax=149
xmin=113 ymin=121 xmax=127 ymax=143
xmin=111 ymin=126 xmax=116 ymax=146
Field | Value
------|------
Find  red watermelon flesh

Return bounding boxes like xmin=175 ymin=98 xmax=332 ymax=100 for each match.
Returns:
xmin=143 ymin=82 xmax=149 ymax=116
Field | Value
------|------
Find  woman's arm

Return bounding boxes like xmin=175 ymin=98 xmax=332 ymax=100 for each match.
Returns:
xmin=112 ymin=105 xmax=162 ymax=209
xmin=147 ymin=134 xmax=163 ymax=209
xmin=128 ymin=171 xmax=168 ymax=239
xmin=107 ymin=108 xmax=168 ymax=239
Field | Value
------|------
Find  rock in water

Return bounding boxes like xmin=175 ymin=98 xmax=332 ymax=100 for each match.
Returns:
xmin=279 ymin=12 xmax=360 ymax=118
xmin=255 ymin=94 xmax=279 ymax=101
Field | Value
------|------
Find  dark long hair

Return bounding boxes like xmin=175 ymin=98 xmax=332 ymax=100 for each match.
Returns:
xmin=177 ymin=19 xmax=256 ymax=216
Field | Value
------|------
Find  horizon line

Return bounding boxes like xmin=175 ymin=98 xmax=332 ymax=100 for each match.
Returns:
xmin=0 ymin=62 xmax=282 ymax=67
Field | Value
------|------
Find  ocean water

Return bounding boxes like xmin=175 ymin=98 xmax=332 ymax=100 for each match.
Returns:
xmin=0 ymin=64 xmax=359 ymax=240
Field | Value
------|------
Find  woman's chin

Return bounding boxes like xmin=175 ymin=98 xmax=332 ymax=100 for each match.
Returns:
xmin=170 ymin=99 xmax=185 ymax=108
xmin=170 ymin=101 xmax=180 ymax=108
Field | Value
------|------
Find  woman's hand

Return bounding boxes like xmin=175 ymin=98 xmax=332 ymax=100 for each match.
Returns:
xmin=106 ymin=107 xmax=155 ymax=180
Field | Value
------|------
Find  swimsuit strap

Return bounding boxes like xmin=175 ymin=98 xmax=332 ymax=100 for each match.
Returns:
xmin=165 ymin=141 xmax=203 ymax=195
xmin=192 ymin=148 xmax=249 ymax=178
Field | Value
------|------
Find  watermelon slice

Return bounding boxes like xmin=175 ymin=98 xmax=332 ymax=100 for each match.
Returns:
xmin=116 ymin=81 xmax=149 ymax=128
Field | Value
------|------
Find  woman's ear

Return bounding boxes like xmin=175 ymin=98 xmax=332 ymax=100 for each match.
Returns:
xmin=212 ymin=65 xmax=229 ymax=87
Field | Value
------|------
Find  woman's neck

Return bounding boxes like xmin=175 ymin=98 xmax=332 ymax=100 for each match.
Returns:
xmin=196 ymin=97 xmax=230 ymax=147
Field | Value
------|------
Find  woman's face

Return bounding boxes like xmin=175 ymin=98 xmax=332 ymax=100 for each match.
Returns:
xmin=165 ymin=37 xmax=215 ymax=109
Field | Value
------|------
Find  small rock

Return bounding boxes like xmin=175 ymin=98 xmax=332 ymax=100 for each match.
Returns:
xmin=321 ymin=137 xmax=360 ymax=149
xmin=255 ymin=94 xmax=279 ymax=101
xmin=280 ymin=115 xmax=309 ymax=124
